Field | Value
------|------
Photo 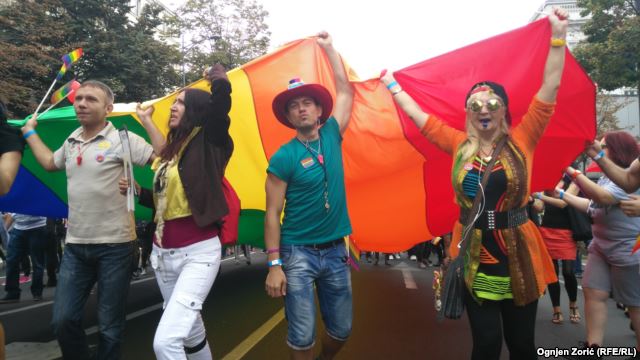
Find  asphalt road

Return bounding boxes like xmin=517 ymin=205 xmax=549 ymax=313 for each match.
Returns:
xmin=1 ymin=253 xmax=636 ymax=359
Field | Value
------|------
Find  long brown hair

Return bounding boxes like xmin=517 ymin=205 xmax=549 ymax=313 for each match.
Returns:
xmin=160 ymin=89 xmax=210 ymax=161
xmin=603 ymin=131 xmax=639 ymax=168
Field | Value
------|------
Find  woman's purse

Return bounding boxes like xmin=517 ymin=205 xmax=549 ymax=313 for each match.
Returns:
xmin=437 ymin=137 xmax=508 ymax=320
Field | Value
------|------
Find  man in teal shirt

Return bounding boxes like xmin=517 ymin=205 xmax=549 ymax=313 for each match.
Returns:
xmin=264 ymin=31 xmax=354 ymax=360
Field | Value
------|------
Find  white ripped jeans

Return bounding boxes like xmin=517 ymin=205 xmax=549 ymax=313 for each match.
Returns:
xmin=150 ymin=237 xmax=221 ymax=360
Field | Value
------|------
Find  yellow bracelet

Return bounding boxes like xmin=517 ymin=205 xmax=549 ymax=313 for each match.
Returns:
xmin=551 ymin=38 xmax=566 ymax=47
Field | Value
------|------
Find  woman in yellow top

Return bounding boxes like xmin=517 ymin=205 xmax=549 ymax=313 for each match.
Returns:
xmin=123 ymin=64 xmax=233 ymax=360
xmin=381 ymin=8 xmax=568 ymax=360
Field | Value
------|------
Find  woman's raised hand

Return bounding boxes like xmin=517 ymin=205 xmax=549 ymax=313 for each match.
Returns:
xmin=136 ymin=103 xmax=154 ymax=123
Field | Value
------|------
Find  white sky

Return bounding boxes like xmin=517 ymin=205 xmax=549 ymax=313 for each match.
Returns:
xmin=258 ymin=0 xmax=548 ymax=79
xmin=163 ymin=0 xmax=550 ymax=79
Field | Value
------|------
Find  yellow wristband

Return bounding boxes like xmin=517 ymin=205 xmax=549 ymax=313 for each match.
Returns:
xmin=551 ymin=38 xmax=566 ymax=47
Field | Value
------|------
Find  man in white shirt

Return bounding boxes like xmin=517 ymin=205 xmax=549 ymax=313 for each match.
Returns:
xmin=21 ymin=80 xmax=154 ymax=359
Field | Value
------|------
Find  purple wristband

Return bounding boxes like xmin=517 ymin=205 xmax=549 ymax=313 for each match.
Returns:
xmin=266 ymin=248 xmax=280 ymax=254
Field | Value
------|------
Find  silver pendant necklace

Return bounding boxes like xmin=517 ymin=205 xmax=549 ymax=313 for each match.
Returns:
xmin=299 ymin=136 xmax=329 ymax=212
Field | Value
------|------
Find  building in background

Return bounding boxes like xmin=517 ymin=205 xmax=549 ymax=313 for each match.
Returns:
xmin=531 ymin=0 xmax=639 ymax=136
xmin=530 ymin=0 xmax=588 ymax=50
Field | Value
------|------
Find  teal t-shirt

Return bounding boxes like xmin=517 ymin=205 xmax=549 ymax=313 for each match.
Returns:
xmin=267 ymin=116 xmax=352 ymax=245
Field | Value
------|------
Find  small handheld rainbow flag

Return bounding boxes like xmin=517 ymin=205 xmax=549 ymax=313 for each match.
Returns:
xmin=50 ymin=79 xmax=79 ymax=105
xmin=38 ymin=80 xmax=81 ymax=117
xmin=35 ymin=48 xmax=85 ymax=117
xmin=56 ymin=48 xmax=83 ymax=80
xmin=344 ymin=236 xmax=361 ymax=271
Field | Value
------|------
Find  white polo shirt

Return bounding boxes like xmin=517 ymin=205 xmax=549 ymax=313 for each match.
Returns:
xmin=53 ymin=122 xmax=153 ymax=244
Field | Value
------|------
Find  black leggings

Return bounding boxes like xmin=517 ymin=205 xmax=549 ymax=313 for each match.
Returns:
xmin=547 ymin=259 xmax=578 ymax=307
xmin=464 ymin=288 xmax=538 ymax=360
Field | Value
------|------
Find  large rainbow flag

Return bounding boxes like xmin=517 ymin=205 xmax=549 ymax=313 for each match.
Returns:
xmin=1 ymin=19 xmax=595 ymax=252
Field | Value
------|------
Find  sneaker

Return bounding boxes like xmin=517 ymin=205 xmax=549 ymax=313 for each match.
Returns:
xmin=419 ymin=262 xmax=427 ymax=269
xmin=394 ymin=254 xmax=401 ymax=259
xmin=33 ymin=295 xmax=43 ymax=302
xmin=409 ymin=255 xmax=417 ymax=261
xmin=0 ymin=294 xmax=20 ymax=303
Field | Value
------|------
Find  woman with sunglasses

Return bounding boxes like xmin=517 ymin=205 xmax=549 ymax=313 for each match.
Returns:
xmin=560 ymin=131 xmax=640 ymax=353
xmin=121 ymin=64 xmax=233 ymax=360
xmin=381 ymin=8 xmax=568 ymax=360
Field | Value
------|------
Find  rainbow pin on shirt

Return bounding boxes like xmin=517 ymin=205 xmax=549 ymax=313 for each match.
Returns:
xmin=301 ymin=157 xmax=315 ymax=168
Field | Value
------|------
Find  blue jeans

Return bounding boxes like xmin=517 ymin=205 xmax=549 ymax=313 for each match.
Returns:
xmin=280 ymin=242 xmax=353 ymax=350
xmin=51 ymin=242 xmax=137 ymax=360
xmin=4 ymin=227 xmax=47 ymax=298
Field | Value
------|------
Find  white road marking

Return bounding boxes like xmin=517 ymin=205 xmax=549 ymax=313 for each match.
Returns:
xmin=0 ymin=255 xmax=243 ymax=317
xmin=5 ymin=302 xmax=164 ymax=360
xmin=402 ymin=269 xmax=418 ymax=289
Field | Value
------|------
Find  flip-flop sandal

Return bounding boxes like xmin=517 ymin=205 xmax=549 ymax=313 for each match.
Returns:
xmin=570 ymin=306 xmax=581 ymax=324
xmin=552 ymin=311 xmax=563 ymax=324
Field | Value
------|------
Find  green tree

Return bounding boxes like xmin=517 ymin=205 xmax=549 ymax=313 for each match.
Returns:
xmin=173 ymin=0 xmax=271 ymax=85
xmin=574 ymin=0 xmax=639 ymax=120
xmin=0 ymin=0 xmax=181 ymax=118
xmin=61 ymin=0 xmax=181 ymax=101
xmin=0 ymin=0 xmax=75 ymax=118
xmin=595 ymin=92 xmax=631 ymax=138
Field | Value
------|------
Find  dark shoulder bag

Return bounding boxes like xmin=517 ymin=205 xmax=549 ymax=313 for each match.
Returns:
xmin=567 ymin=205 xmax=592 ymax=241
xmin=438 ymin=137 xmax=508 ymax=320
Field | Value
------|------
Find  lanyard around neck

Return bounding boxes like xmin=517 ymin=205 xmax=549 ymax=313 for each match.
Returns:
xmin=297 ymin=136 xmax=330 ymax=213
